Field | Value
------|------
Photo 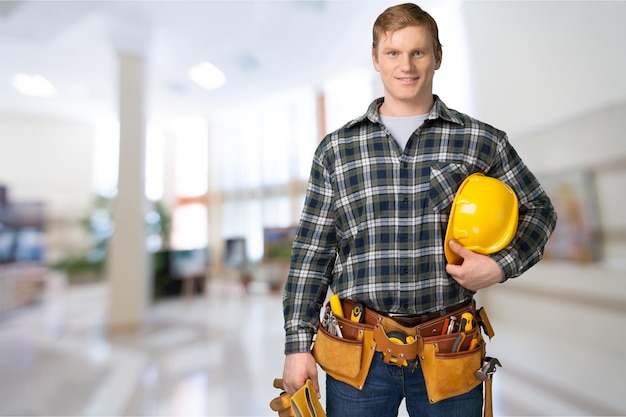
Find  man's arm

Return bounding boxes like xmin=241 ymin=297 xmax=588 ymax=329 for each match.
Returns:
xmin=484 ymin=135 xmax=558 ymax=280
xmin=282 ymin=142 xmax=336 ymax=392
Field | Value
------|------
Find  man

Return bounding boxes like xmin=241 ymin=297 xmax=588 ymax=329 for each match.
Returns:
xmin=281 ymin=3 xmax=557 ymax=416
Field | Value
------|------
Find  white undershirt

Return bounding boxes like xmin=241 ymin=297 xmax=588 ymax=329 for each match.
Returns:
xmin=380 ymin=113 xmax=429 ymax=150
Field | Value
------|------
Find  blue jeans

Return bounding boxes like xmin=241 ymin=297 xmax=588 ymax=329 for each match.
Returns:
xmin=326 ymin=353 xmax=483 ymax=417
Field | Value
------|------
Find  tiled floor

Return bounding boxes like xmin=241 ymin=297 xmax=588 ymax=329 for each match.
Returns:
xmin=0 ymin=273 xmax=511 ymax=417
xmin=0 ymin=275 xmax=288 ymax=416
xmin=5 ymin=271 xmax=602 ymax=417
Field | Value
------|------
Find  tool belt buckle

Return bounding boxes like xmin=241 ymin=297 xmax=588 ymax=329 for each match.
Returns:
xmin=373 ymin=321 xmax=419 ymax=368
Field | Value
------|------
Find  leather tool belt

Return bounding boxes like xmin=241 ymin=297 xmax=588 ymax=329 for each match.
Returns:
xmin=312 ymin=298 xmax=497 ymax=406
xmin=374 ymin=300 xmax=472 ymax=368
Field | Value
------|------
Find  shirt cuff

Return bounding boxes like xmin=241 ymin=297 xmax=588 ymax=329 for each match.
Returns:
xmin=284 ymin=328 xmax=316 ymax=354
xmin=491 ymin=250 xmax=521 ymax=282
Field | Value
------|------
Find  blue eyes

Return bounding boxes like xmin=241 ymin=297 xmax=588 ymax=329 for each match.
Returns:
xmin=387 ymin=51 xmax=423 ymax=57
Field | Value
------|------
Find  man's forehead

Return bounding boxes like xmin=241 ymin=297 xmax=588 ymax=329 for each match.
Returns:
xmin=379 ymin=26 xmax=432 ymax=47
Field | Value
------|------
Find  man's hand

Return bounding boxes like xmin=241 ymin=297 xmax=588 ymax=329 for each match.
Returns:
xmin=282 ymin=352 xmax=319 ymax=396
xmin=445 ymin=240 xmax=504 ymax=291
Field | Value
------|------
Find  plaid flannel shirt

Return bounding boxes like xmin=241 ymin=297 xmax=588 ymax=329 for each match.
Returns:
xmin=283 ymin=96 xmax=557 ymax=354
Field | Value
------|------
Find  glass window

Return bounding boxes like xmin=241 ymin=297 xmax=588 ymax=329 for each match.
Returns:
xmin=209 ymin=88 xmax=318 ymax=262
xmin=171 ymin=203 xmax=208 ymax=250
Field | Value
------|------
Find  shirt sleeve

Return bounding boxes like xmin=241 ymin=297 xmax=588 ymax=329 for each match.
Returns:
xmin=487 ymin=134 xmax=558 ymax=280
xmin=283 ymin=144 xmax=337 ymax=354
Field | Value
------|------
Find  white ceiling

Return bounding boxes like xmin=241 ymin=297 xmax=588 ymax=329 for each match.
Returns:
xmin=1 ymin=1 xmax=625 ymax=139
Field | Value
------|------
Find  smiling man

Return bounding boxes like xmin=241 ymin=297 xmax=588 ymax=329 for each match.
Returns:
xmin=373 ymin=24 xmax=441 ymax=116
xmin=280 ymin=3 xmax=556 ymax=417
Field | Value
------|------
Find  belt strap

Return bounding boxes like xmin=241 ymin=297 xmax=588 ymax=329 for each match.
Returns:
xmin=383 ymin=299 xmax=472 ymax=328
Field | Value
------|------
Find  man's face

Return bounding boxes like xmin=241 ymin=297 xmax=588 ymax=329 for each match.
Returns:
xmin=372 ymin=25 xmax=442 ymax=115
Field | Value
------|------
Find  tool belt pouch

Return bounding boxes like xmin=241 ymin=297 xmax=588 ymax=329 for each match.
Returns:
xmin=311 ymin=306 xmax=376 ymax=391
xmin=418 ymin=305 xmax=487 ymax=404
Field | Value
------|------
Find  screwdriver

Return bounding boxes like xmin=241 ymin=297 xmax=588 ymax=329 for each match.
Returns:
xmin=441 ymin=317 xmax=450 ymax=335
xmin=459 ymin=312 xmax=474 ymax=332
xmin=329 ymin=294 xmax=344 ymax=318
xmin=446 ymin=316 xmax=457 ymax=334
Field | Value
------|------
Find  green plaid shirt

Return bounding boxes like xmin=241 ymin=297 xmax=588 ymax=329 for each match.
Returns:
xmin=283 ymin=96 xmax=557 ymax=354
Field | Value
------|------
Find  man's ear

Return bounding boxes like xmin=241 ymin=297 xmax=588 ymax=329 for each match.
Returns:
xmin=435 ymin=50 xmax=443 ymax=70
xmin=372 ymin=48 xmax=381 ymax=72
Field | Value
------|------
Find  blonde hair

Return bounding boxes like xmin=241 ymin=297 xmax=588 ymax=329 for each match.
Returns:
xmin=372 ymin=3 xmax=442 ymax=57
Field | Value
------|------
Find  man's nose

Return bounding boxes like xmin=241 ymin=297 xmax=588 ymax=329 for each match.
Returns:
xmin=400 ymin=54 xmax=414 ymax=71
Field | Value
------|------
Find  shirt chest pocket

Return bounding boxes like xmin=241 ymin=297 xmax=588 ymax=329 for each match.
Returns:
xmin=428 ymin=163 xmax=471 ymax=213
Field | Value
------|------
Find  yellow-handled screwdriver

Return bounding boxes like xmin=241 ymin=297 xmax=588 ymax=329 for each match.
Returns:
xmin=459 ymin=312 xmax=474 ymax=332
xmin=329 ymin=294 xmax=344 ymax=317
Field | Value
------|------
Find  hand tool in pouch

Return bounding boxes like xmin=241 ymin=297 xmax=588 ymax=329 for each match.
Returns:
xmin=468 ymin=337 xmax=479 ymax=351
xmin=382 ymin=330 xmax=416 ymax=367
xmin=459 ymin=312 xmax=473 ymax=331
xmin=329 ymin=294 xmax=344 ymax=317
xmin=451 ymin=332 xmax=466 ymax=352
xmin=350 ymin=302 xmax=364 ymax=323
xmin=446 ymin=315 xmax=457 ymax=334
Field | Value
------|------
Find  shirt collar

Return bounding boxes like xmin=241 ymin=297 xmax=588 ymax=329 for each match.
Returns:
xmin=347 ymin=95 xmax=464 ymax=128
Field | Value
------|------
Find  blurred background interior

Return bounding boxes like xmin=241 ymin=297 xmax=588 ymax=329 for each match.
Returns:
xmin=1 ymin=0 xmax=625 ymax=415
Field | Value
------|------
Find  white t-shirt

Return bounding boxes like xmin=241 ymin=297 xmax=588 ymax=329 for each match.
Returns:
xmin=380 ymin=113 xmax=428 ymax=150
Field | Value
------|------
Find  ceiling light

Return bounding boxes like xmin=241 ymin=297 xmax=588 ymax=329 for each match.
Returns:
xmin=12 ymin=73 xmax=57 ymax=97
xmin=188 ymin=62 xmax=227 ymax=90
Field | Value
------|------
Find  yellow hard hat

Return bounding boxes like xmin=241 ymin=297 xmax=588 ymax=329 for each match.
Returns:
xmin=444 ymin=173 xmax=518 ymax=265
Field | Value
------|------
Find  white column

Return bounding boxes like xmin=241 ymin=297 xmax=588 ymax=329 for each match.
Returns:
xmin=106 ymin=19 xmax=150 ymax=330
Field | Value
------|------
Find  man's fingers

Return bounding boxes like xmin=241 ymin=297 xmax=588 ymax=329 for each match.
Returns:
xmin=283 ymin=378 xmax=304 ymax=396
xmin=448 ymin=240 xmax=468 ymax=258
xmin=310 ymin=376 xmax=321 ymax=399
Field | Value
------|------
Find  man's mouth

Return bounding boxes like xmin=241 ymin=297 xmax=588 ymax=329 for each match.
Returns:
xmin=397 ymin=77 xmax=418 ymax=82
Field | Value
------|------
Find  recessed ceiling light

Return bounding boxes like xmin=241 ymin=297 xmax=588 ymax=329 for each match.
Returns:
xmin=188 ymin=62 xmax=227 ymax=90
xmin=12 ymin=73 xmax=57 ymax=97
